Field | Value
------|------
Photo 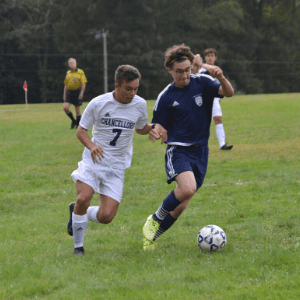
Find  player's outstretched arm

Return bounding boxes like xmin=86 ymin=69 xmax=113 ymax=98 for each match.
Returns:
xmin=135 ymin=123 xmax=153 ymax=135
xmin=217 ymin=75 xmax=234 ymax=97
xmin=201 ymin=64 xmax=234 ymax=97
xmin=135 ymin=123 xmax=167 ymax=144
xmin=76 ymin=125 xmax=104 ymax=163
xmin=149 ymin=124 xmax=167 ymax=144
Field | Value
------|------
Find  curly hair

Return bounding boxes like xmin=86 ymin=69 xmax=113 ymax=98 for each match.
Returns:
xmin=204 ymin=48 xmax=217 ymax=56
xmin=115 ymin=65 xmax=141 ymax=85
xmin=164 ymin=44 xmax=194 ymax=69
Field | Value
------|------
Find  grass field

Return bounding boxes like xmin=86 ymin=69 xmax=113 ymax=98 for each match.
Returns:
xmin=0 ymin=94 xmax=300 ymax=300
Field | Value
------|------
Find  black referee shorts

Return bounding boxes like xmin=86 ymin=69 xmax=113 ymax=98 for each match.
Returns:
xmin=65 ymin=90 xmax=82 ymax=106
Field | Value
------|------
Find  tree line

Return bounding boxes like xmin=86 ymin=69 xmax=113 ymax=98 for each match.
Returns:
xmin=1 ymin=0 xmax=300 ymax=104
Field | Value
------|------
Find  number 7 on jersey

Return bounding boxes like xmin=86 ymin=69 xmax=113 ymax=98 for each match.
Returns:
xmin=109 ymin=129 xmax=122 ymax=146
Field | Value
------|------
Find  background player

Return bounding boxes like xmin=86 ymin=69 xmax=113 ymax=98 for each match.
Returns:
xmin=67 ymin=65 xmax=162 ymax=256
xmin=63 ymin=58 xmax=87 ymax=129
xmin=143 ymin=44 xmax=234 ymax=250
xmin=192 ymin=49 xmax=233 ymax=150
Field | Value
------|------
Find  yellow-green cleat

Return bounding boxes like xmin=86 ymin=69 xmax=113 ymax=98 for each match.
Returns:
xmin=143 ymin=215 xmax=160 ymax=241
xmin=143 ymin=238 xmax=156 ymax=251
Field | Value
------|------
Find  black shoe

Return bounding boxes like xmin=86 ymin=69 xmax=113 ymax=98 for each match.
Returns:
xmin=74 ymin=247 xmax=85 ymax=256
xmin=67 ymin=202 xmax=75 ymax=236
xmin=220 ymin=144 xmax=233 ymax=150
xmin=70 ymin=120 xmax=77 ymax=129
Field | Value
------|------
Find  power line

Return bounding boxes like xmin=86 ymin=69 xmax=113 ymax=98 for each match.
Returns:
xmin=1 ymin=53 xmax=300 ymax=65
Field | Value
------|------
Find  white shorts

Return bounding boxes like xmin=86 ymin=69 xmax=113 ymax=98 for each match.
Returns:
xmin=71 ymin=160 xmax=125 ymax=203
xmin=212 ymin=98 xmax=222 ymax=119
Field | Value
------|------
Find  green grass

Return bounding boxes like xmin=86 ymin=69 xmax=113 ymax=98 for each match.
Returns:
xmin=0 ymin=94 xmax=300 ymax=299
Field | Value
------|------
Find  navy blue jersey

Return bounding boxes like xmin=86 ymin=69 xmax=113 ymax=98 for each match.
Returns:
xmin=199 ymin=67 xmax=209 ymax=75
xmin=152 ymin=75 xmax=221 ymax=146
xmin=199 ymin=67 xmax=224 ymax=99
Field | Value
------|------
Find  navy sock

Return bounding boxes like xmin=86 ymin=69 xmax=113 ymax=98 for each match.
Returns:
xmin=154 ymin=191 xmax=181 ymax=221
xmin=153 ymin=214 xmax=178 ymax=241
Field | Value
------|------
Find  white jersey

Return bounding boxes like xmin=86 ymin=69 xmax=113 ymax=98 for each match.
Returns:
xmin=79 ymin=92 xmax=148 ymax=169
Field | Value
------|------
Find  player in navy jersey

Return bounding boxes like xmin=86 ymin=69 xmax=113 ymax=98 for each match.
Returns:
xmin=142 ymin=44 xmax=234 ymax=250
xmin=193 ymin=49 xmax=233 ymax=150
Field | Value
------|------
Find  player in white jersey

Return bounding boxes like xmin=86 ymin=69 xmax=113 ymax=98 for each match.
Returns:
xmin=192 ymin=50 xmax=233 ymax=150
xmin=67 ymin=65 xmax=163 ymax=256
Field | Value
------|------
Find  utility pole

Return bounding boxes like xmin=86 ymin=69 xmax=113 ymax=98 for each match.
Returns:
xmin=86 ymin=29 xmax=109 ymax=93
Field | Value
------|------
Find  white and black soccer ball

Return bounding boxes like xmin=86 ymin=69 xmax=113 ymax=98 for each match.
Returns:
xmin=197 ymin=225 xmax=227 ymax=252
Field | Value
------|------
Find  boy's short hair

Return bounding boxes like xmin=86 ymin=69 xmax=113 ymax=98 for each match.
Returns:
xmin=164 ymin=44 xmax=194 ymax=69
xmin=115 ymin=65 xmax=141 ymax=85
xmin=204 ymin=48 xmax=217 ymax=56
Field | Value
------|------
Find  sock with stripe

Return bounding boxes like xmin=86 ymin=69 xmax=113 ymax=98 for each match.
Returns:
xmin=153 ymin=213 xmax=178 ymax=241
xmin=66 ymin=110 xmax=75 ymax=121
xmin=153 ymin=191 xmax=181 ymax=221
xmin=72 ymin=213 xmax=88 ymax=248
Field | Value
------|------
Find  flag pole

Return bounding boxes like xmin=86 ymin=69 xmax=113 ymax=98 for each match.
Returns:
xmin=23 ymin=81 xmax=28 ymax=109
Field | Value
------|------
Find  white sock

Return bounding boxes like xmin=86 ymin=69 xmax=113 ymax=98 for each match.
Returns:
xmin=216 ymin=124 xmax=225 ymax=148
xmin=72 ymin=213 xmax=88 ymax=248
xmin=87 ymin=206 xmax=100 ymax=223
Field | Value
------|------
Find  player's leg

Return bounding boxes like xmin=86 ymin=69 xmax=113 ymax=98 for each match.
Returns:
xmin=63 ymin=96 xmax=76 ymax=129
xmin=87 ymin=166 xmax=123 ymax=225
xmin=212 ymin=99 xmax=233 ymax=150
xmin=87 ymin=194 xmax=120 ymax=224
xmin=75 ymin=105 xmax=81 ymax=128
xmin=150 ymin=172 xmax=196 ymax=243
xmin=143 ymin=146 xmax=196 ymax=246
xmin=213 ymin=115 xmax=226 ymax=148
xmin=71 ymin=180 xmax=94 ymax=255
xmin=143 ymin=145 xmax=207 ymax=250
xmin=154 ymin=170 xmax=195 ymax=220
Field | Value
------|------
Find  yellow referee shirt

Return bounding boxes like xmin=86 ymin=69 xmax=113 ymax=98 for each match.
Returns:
xmin=64 ymin=68 xmax=87 ymax=90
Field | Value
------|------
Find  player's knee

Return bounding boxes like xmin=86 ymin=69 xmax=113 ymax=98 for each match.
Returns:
xmin=187 ymin=188 xmax=197 ymax=199
xmin=76 ymin=194 xmax=90 ymax=208
xmin=63 ymin=105 xmax=68 ymax=113
xmin=99 ymin=214 xmax=114 ymax=224
xmin=181 ymin=186 xmax=196 ymax=200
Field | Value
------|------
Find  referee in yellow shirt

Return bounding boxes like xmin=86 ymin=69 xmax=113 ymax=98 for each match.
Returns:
xmin=63 ymin=58 xmax=87 ymax=129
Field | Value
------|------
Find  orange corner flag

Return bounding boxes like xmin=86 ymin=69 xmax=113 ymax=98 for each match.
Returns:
xmin=23 ymin=81 xmax=28 ymax=90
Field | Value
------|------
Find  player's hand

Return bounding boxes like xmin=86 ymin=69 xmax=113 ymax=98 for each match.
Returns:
xmin=209 ymin=66 xmax=224 ymax=80
xmin=78 ymin=93 xmax=83 ymax=100
xmin=90 ymin=145 xmax=104 ymax=163
xmin=149 ymin=124 xmax=167 ymax=144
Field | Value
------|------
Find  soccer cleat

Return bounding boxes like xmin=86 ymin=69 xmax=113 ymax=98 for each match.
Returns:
xmin=143 ymin=238 xmax=156 ymax=251
xmin=220 ymin=144 xmax=233 ymax=150
xmin=70 ymin=120 xmax=77 ymax=129
xmin=74 ymin=247 xmax=85 ymax=256
xmin=143 ymin=215 xmax=160 ymax=241
xmin=67 ymin=202 xmax=75 ymax=236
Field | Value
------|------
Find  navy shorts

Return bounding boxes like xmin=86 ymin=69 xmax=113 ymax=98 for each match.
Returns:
xmin=65 ymin=90 xmax=82 ymax=106
xmin=165 ymin=144 xmax=209 ymax=190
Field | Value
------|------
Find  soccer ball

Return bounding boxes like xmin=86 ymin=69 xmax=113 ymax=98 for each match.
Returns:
xmin=197 ymin=225 xmax=227 ymax=252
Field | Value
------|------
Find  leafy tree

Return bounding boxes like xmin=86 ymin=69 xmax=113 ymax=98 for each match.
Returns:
xmin=1 ymin=0 xmax=300 ymax=104
xmin=0 ymin=0 xmax=60 ymax=103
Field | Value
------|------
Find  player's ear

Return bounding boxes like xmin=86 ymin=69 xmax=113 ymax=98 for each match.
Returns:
xmin=115 ymin=82 xmax=119 ymax=90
